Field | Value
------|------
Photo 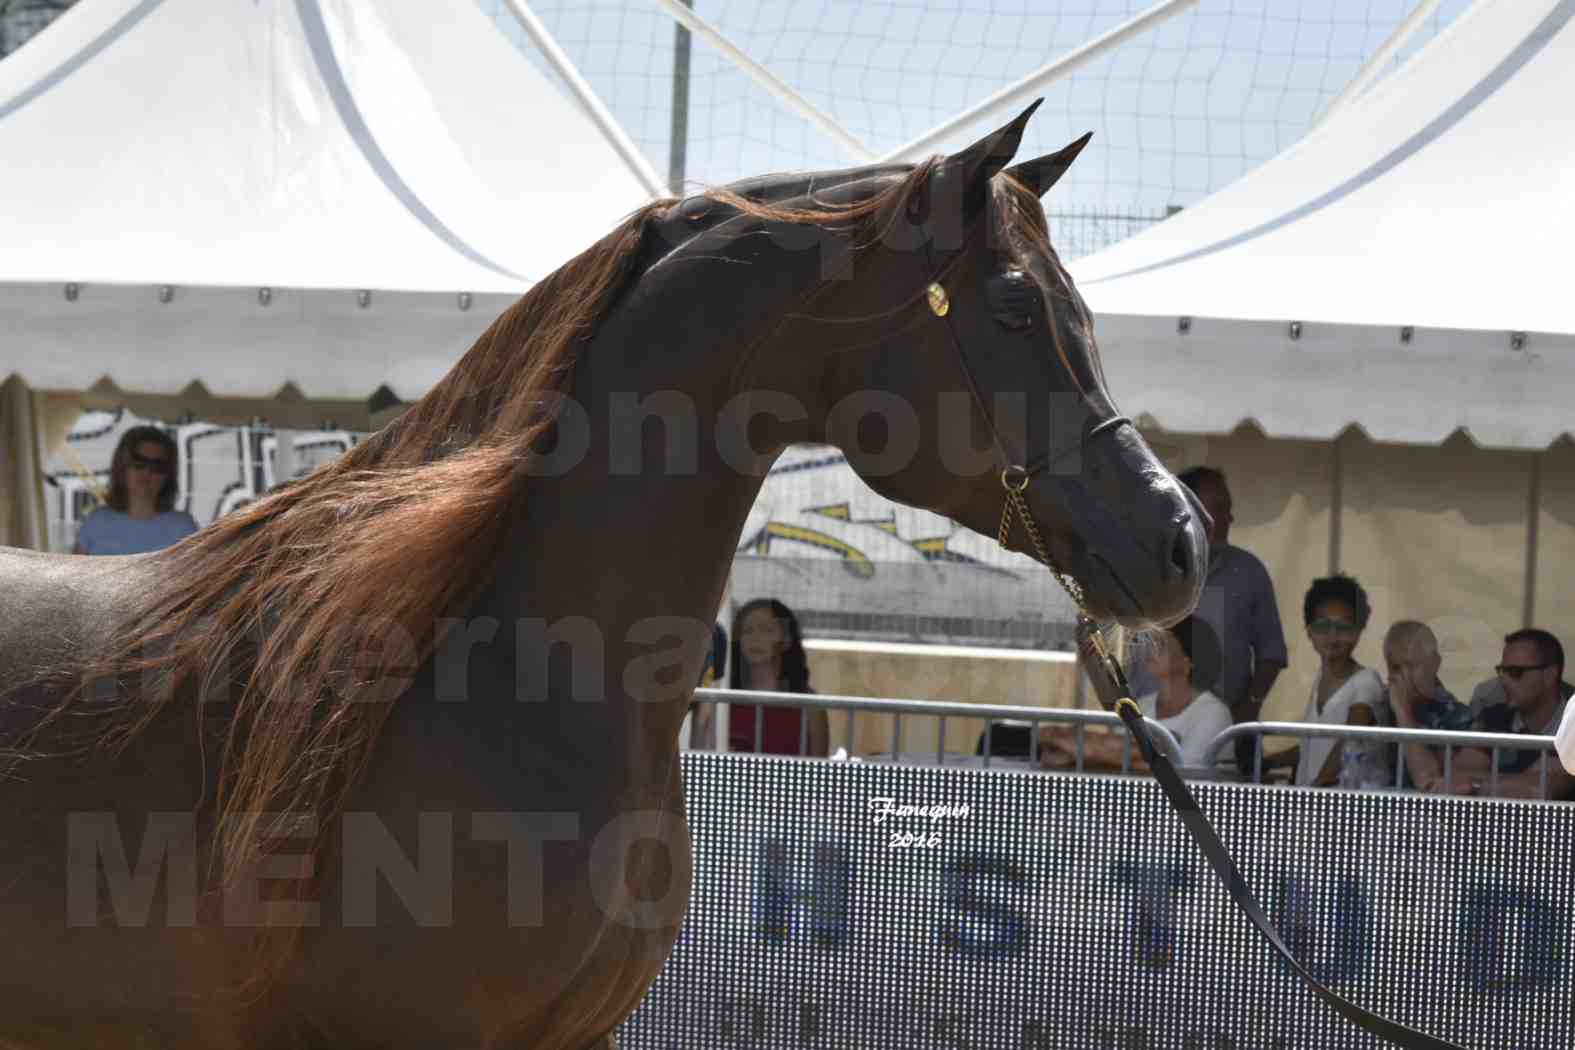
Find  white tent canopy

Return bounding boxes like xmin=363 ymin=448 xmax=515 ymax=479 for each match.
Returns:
xmin=0 ymin=0 xmax=654 ymax=402
xmin=1071 ymin=0 xmax=1575 ymax=450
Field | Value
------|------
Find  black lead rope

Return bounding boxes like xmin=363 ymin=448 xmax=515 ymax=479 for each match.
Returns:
xmin=1077 ymin=620 xmax=1468 ymax=1050
xmin=915 ymin=232 xmax=1463 ymax=1047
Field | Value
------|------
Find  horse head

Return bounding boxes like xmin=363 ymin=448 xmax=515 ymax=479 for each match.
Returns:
xmin=681 ymin=102 xmax=1208 ymax=629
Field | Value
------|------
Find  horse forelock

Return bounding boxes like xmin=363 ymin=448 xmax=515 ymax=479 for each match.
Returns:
xmin=992 ymin=176 xmax=1105 ymax=401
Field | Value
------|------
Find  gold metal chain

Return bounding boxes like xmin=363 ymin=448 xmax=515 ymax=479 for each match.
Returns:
xmin=997 ymin=466 xmax=1087 ymax=612
xmin=995 ymin=466 xmax=1137 ymax=712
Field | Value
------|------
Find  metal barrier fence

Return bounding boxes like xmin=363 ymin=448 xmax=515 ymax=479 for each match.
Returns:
xmin=1210 ymin=721 xmax=1563 ymax=797
xmin=690 ymin=687 xmax=1183 ymax=773
xmin=693 ymin=689 xmax=1565 ymax=798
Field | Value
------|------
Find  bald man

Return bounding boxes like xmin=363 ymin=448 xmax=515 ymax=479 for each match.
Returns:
xmin=1384 ymin=620 xmax=1473 ymax=792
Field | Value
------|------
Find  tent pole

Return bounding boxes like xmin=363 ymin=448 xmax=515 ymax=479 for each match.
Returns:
xmin=650 ymin=0 xmax=874 ymax=163
xmin=499 ymin=0 xmax=668 ymax=199
xmin=879 ymin=0 xmax=1197 ymax=163
xmin=1329 ymin=432 xmax=1345 ymax=575
xmin=1313 ymin=0 xmax=1445 ymax=129
xmin=668 ymin=0 xmax=693 ymax=194
xmin=1522 ymin=452 xmax=1540 ymax=628
xmin=0 ymin=375 xmax=47 ymax=550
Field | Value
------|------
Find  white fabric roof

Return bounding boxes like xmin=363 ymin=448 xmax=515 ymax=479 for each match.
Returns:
xmin=0 ymin=0 xmax=654 ymax=400
xmin=1071 ymin=0 xmax=1575 ymax=449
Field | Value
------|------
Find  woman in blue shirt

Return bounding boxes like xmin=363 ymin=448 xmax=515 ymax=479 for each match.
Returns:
xmin=72 ymin=425 xmax=198 ymax=555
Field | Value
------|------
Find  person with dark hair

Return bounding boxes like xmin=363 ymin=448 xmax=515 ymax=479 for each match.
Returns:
xmin=723 ymin=598 xmax=827 ymax=757
xmin=1299 ymin=573 xmax=1373 ymax=642
xmin=1131 ymin=466 xmax=1287 ymax=774
xmin=71 ymin=425 xmax=197 ymax=555
xmin=1041 ymin=616 xmax=1231 ymax=771
xmin=1453 ymin=628 xmax=1573 ymax=800
xmin=1265 ymin=574 xmax=1390 ymax=788
xmin=1464 ymin=638 xmax=1573 ymax=718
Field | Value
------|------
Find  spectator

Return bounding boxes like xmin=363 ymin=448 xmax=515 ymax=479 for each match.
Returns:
xmin=1040 ymin=616 xmax=1231 ymax=771
xmin=72 ymin=426 xmax=198 ymax=556
xmin=1465 ymin=667 xmax=1574 ymax=716
xmin=1128 ymin=467 xmax=1288 ymax=773
xmin=1383 ymin=620 xmax=1474 ymax=792
xmin=725 ymin=598 xmax=828 ymax=757
xmin=1264 ymin=574 xmax=1390 ymax=788
xmin=1454 ymin=629 xmax=1573 ymax=800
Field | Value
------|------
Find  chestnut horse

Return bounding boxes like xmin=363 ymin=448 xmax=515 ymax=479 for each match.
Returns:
xmin=0 ymin=104 xmax=1206 ymax=1049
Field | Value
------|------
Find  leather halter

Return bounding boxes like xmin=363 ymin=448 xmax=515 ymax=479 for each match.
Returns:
xmin=914 ymin=220 xmax=1129 ymax=615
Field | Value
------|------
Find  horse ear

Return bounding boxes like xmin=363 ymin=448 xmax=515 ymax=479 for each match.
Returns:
xmin=1004 ymin=132 xmax=1094 ymax=197
xmin=945 ymin=98 xmax=1044 ymax=209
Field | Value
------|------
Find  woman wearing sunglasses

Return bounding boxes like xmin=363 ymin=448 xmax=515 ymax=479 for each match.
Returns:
xmin=72 ymin=425 xmax=198 ymax=556
xmin=1266 ymin=574 xmax=1391 ymax=788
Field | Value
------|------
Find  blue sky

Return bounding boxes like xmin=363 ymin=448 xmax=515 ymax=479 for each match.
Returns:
xmin=480 ymin=0 xmax=1471 ymax=255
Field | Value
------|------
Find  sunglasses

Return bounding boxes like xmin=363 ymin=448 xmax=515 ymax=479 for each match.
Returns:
xmin=1496 ymin=663 xmax=1551 ymax=680
xmin=129 ymin=452 xmax=172 ymax=475
xmin=1308 ymin=618 xmax=1359 ymax=636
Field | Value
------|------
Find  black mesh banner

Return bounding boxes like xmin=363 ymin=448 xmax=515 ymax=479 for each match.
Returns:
xmin=620 ymin=753 xmax=1575 ymax=1049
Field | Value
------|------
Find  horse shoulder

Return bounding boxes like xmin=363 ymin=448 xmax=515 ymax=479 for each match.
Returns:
xmin=0 ymin=546 xmax=147 ymax=698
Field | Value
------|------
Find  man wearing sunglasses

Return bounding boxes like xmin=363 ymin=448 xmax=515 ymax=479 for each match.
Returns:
xmin=1463 ymin=629 xmax=1572 ymax=799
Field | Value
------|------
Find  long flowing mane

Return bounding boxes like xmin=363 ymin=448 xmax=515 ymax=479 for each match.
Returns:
xmin=15 ymin=200 xmax=670 ymax=874
xmin=10 ymin=164 xmax=968 ymax=894
xmin=9 ymin=160 xmax=1103 ymax=955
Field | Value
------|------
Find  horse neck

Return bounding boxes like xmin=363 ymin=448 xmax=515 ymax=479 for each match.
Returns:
xmin=473 ymin=266 xmax=826 ymax=742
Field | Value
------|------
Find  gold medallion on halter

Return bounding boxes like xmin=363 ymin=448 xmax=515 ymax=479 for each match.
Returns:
xmin=925 ymin=282 xmax=949 ymax=317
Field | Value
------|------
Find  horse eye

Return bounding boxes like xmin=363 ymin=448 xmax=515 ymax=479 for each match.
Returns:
xmin=987 ymin=270 xmax=1040 ymax=322
xmin=989 ymin=273 xmax=1037 ymax=333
